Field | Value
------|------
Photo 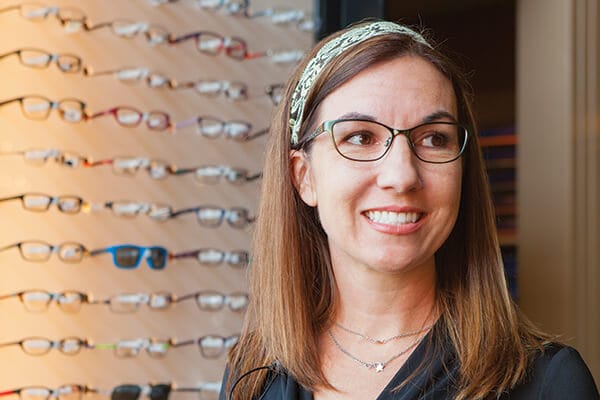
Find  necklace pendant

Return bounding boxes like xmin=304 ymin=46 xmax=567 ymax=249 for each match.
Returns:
xmin=374 ymin=363 xmax=384 ymax=373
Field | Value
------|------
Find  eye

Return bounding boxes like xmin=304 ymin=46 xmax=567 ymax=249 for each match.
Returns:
xmin=421 ymin=132 xmax=449 ymax=148
xmin=343 ymin=131 xmax=378 ymax=146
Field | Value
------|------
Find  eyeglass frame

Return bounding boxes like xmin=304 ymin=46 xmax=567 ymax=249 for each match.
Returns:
xmin=170 ymin=248 xmax=249 ymax=269
xmin=0 ymin=336 xmax=92 ymax=356
xmin=169 ymin=205 xmax=255 ymax=228
xmin=0 ymin=48 xmax=83 ymax=73
xmin=90 ymin=245 xmax=169 ymax=270
xmin=294 ymin=118 xmax=470 ymax=164
xmin=0 ymin=384 xmax=95 ymax=400
xmin=173 ymin=334 xmax=239 ymax=358
xmin=176 ymin=290 xmax=249 ymax=313
xmin=0 ymin=193 xmax=85 ymax=214
xmin=0 ymin=290 xmax=91 ymax=313
xmin=0 ymin=3 xmax=90 ymax=31
xmin=0 ymin=241 xmax=89 ymax=263
xmin=87 ymin=106 xmax=172 ymax=132
xmin=83 ymin=66 xmax=176 ymax=89
xmin=168 ymin=30 xmax=266 ymax=60
xmin=175 ymin=115 xmax=268 ymax=140
xmin=0 ymin=95 xmax=87 ymax=122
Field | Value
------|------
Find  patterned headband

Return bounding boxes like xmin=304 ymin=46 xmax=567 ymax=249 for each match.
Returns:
xmin=289 ymin=21 xmax=432 ymax=145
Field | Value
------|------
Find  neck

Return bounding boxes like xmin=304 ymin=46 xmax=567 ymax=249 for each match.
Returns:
xmin=331 ymin=257 xmax=438 ymax=337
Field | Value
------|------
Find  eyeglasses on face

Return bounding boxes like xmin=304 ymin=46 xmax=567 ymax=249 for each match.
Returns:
xmin=175 ymin=115 xmax=268 ymax=141
xmin=0 ymin=290 xmax=90 ymax=313
xmin=88 ymin=107 xmax=172 ymax=131
xmin=177 ymin=291 xmax=249 ymax=313
xmin=90 ymin=245 xmax=169 ymax=270
xmin=104 ymin=201 xmax=173 ymax=221
xmin=0 ymin=193 xmax=84 ymax=214
xmin=0 ymin=337 xmax=91 ymax=356
xmin=0 ymin=96 xmax=87 ymax=122
xmin=296 ymin=119 xmax=470 ymax=164
xmin=84 ymin=66 xmax=175 ymax=89
xmin=169 ymin=206 xmax=255 ymax=228
xmin=171 ymin=248 xmax=249 ymax=269
xmin=94 ymin=292 xmax=176 ymax=313
xmin=174 ymin=334 xmax=239 ymax=358
xmin=0 ymin=48 xmax=82 ymax=73
xmin=85 ymin=20 xmax=170 ymax=45
xmin=94 ymin=338 xmax=174 ymax=358
xmin=0 ymin=3 xmax=89 ymax=33
xmin=0 ymin=385 xmax=93 ymax=400
xmin=0 ymin=241 xmax=88 ymax=263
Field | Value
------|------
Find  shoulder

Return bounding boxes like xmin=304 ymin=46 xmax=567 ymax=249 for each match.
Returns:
xmin=504 ymin=343 xmax=599 ymax=400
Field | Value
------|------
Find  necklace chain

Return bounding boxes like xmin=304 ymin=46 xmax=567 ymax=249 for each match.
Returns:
xmin=334 ymin=322 xmax=432 ymax=344
xmin=327 ymin=329 xmax=424 ymax=373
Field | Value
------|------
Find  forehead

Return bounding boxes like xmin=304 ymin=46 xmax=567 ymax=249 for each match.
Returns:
xmin=316 ymin=55 xmax=457 ymax=127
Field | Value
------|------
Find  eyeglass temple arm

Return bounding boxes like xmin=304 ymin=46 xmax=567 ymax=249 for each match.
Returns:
xmin=173 ymin=293 xmax=196 ymax=303
xmin=0 ymin=97 xmax=21 ymax=107
xmin=172 ymin=339 xmax=195 ymax=348
xmin=169 ymin=250 xmax=199 ymax=260
xmin=245 ymin=171 xmax=262 ymax=182
xmin=0 ymin=243 xmax=18 ymax=253
xmin=89 ymin=248 xmax=108 ymax=257
xmin=0 ymin=5 xmax=20 ymax=14
xmin=168 ymin=207 xmax=198 ymax=219
xmin=82 ymin=66 xmax=114 ymax=77
xmin=83 ymin=158 xmax=112 ymax=167
xmin=84 ymin=21 xmax=113 ymax=32
xmin=169 ymin=167 xmax=194 ymax=176
xmin=168 ymin=32 xmax=199 ymax=44
xmin=0 ymin=390 xmax=18 ymax=397
xmin=0 ymin=195 xmax=23 ymax=203
xmin=246 ymin=127 xmax=269 ymax=141
xmin=0 ymin=50 xmax=19 ymax=60
xmin=174 ymin=116 xmax=198 ymax=130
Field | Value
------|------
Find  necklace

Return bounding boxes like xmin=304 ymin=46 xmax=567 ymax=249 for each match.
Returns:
xmin=334 ymin=322 xmax=433 ymax=344
xmin=327 ymin=329 xmax=422 ymax=373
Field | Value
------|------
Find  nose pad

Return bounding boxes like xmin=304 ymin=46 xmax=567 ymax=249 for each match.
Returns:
xmin=377 ymin=131 xmax=423 ymax=193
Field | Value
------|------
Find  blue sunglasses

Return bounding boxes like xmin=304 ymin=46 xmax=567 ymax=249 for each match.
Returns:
xmin=90 ymin=245 xmax=168 ymax=270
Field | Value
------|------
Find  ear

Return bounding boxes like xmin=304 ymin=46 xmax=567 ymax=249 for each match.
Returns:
xmin=289 ymin=150 xmax=317 ymax=207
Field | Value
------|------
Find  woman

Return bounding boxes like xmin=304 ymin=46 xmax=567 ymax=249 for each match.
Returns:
xmin=220 ymin=20 xmax=599 ymax=399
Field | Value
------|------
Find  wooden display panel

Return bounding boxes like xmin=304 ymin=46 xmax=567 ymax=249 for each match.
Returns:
xmin=0 ymin=0 xmax=312 ymax=395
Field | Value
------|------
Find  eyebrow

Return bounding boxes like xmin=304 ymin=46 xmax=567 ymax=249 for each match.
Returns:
xmin=337 ymin=110 xmax=458 ymax=125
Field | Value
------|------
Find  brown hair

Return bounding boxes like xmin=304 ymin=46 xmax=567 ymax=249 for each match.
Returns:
xmin=226 ymin=21 xmax=550 ymax=400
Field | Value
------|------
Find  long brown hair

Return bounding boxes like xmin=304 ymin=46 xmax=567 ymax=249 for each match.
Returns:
xmin=226 ymin=21 xmax=550 ymax=400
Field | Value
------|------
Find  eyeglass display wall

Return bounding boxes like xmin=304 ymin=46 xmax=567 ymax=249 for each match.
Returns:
xmin=0 ymin=0 xmax=313 ymax=396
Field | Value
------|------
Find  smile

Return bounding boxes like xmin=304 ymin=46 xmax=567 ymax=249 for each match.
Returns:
xmin=364 ymin=210 xmax=423 ymax=225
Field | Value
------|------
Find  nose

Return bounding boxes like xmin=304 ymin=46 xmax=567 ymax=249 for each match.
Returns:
xmin=375 ymin=133 xmax=423 ymax=193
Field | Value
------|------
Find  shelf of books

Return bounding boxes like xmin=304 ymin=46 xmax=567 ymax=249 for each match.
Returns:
xmin=480 ymin=127 xmax=517 ymax=299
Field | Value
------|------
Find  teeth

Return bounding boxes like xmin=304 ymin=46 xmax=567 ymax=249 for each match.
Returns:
xmin=366 ymin=211 xmax=421 ymax=225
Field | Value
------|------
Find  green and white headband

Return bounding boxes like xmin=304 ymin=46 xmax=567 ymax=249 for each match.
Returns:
xmin=289 ymin=21 xmax=432 ymax=145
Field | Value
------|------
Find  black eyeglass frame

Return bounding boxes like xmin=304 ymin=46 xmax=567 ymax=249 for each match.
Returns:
xmin=294 ymin=119 xmax=470 ymax=164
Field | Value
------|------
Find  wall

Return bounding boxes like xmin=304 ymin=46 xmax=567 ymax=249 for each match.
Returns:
xmin=0 ymin=0 xmax=312 ymax=396
xmin=517 ymin=0 xmax=600 ymax=382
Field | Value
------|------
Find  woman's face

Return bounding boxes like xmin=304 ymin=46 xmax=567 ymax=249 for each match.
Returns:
xmin=291 ymin=55 xmax=463 ymax=275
